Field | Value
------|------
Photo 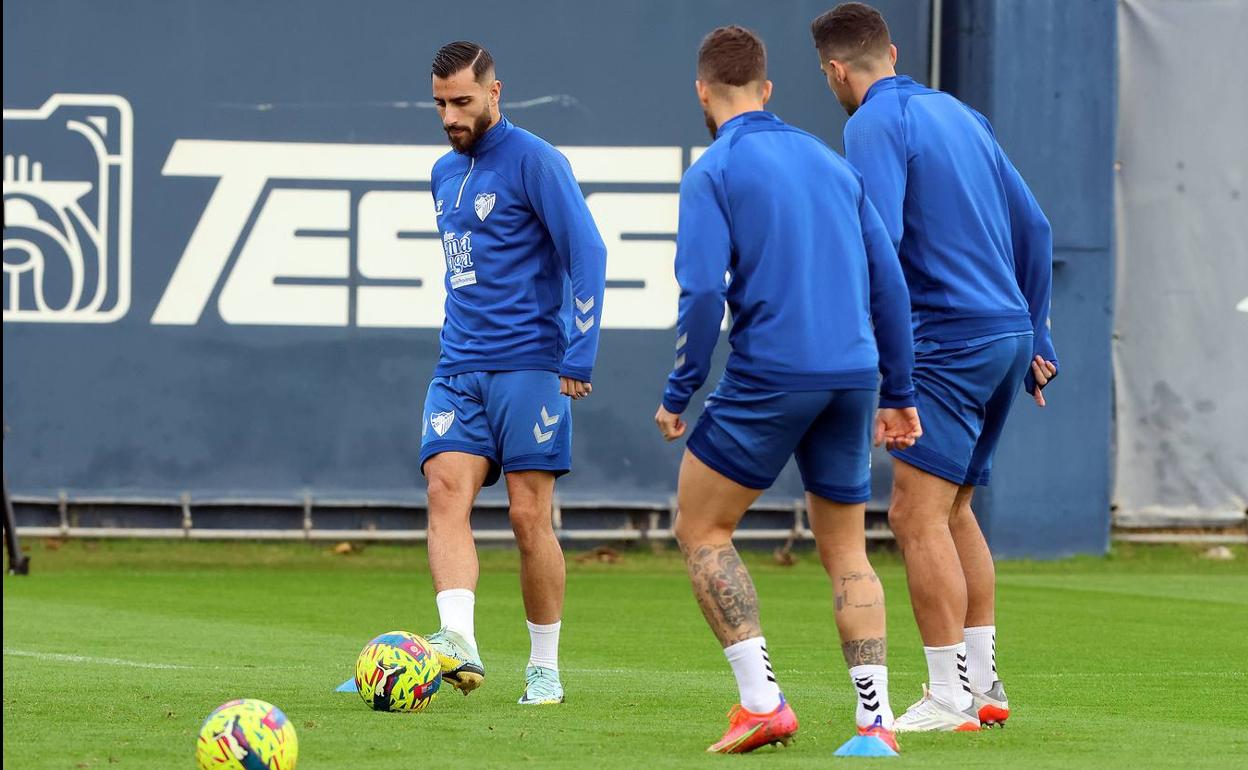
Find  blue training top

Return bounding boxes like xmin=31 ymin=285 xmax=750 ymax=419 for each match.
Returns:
xmin=844 ymin=75 xmax=1058 ymax=392
xmin=662 ymin=110 xmax=914 ymax=414
xmin=430 ymin=116 xmax=607 ymax=382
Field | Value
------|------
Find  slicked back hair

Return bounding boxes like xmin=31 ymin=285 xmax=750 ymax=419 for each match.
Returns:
xmin=697 ymin=25 xmax=767 ymax=87
xmin=432 ymin=41 xmax=495 ymax=82
xmin=811 ymin=3 xmax=891 ymax=67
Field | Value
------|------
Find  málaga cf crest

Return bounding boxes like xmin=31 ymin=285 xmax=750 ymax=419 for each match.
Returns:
xmin=430 ymin=411 xmax=455 ymax=437
xmin=474 ymin=192 xmax=496 ymax=221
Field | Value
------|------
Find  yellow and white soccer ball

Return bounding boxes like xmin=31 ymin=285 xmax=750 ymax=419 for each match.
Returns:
xmin=355 ymin=630 xmax=441 ymax=712
xmin=195 ymin=698 xmax=298 ymax=769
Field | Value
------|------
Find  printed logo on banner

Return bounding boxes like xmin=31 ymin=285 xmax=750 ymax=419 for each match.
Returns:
xmin=2 ymin=94 xmax=133 ymax=323
xmin=149 ymin=139 xmax=708 ymax=329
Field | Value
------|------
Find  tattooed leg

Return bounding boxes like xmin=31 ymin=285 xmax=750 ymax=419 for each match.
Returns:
xmin=681 ymin=542 xmax=763 ymax=646
xmin=807 ymin=494 xmax=888 ymax=664
xmin=671 ymin=451 xmax=766 ymax=648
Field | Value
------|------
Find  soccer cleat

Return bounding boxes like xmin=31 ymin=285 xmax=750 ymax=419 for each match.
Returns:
xmin=425 ymin=628 xmax=485 ymax=695
xmin=972 ymin=680 xmax=1010 ymax=726
xmin=893 ymin=686 xmax=980 ymax=732
xmin=857 ymin=715 xmax=900 ymax=753
xmin=517 ymin=665 xmax=565 ymax=705
xmin=706 ymin=695 xmax=799 ymax=754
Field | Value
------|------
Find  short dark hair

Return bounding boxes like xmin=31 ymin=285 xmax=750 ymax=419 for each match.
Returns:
xmin=697 ymin=26 xmax=767 ymax=87
xmin=811 ymin=3 xmax=891 ymax=66
xmin=432 ymin=41 xmax=495 ymax=82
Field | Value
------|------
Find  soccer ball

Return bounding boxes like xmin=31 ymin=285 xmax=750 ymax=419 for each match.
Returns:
xmin=355 ymin=630 xmax=442 ymax=712
xmin=195 ymin=698 xmax=298 ymax=770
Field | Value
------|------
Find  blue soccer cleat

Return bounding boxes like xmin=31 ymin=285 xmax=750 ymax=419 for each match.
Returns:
xmin=517 ymin=665 xmax=564 ymax=705
xmin=426 ymin=628 xmax=485 ymax=695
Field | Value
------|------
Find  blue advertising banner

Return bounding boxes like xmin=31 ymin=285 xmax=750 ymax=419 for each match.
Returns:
xmin=2 ymin=0 xmax=933 ymax=505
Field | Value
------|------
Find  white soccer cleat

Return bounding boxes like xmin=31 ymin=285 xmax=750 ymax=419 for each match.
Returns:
xmin=893 ymin=685 xmax=981 ymax=732
xmin=972 ymin=680 xmax=1010 ymax=726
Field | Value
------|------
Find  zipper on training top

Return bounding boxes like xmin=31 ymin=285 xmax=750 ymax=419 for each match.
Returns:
xmin=454 ymin=156 xmax=475 ymax=209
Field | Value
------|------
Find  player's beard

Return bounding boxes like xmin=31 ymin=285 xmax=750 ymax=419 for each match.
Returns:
xmin=445 ymin=110 xmax=493 ymax=153
xmin=703 ymin=109 xmax=718 ymax=141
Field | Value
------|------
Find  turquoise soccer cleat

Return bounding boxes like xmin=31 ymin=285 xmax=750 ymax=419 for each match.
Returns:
xmin=517 ymin=665 xmax=565 ymax=705
xmin=425 ymin=628 xmax=485 ymax=695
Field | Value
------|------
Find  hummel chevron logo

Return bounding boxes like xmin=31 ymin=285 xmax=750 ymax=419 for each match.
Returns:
xmin=533 ymin=406 xmax=560 ymax=444
xmin=675 ymin=332 xmax=688 ymax=350
xmin=854 ymin=676 xmax=880 ymax=710
xmin=574 ymin=297 xmax=595 ymax=334
xmin=540 ymin=406 xmax=560 ymax=427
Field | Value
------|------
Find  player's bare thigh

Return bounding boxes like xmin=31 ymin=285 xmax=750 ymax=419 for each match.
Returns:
xmin=673 ymin=450 xmax=764 ymax=543
xmin=425 ymin=451 xmax=491 ymax=517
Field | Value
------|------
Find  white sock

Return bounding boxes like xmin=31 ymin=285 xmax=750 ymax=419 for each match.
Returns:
xmin=526 ymin=620 xmax=561 ymax=671
xmin=964 ymin=626 xmax=998 ymax=692
xmin=724 ymin=637 xmax=782 ymax=714
xmin=849 ymin=664 xmax=894 ymax=729
xmin=923 ymin=642 xmax=973 ymax=711
xmin=435 ymin=589 xmax=476 ymax=650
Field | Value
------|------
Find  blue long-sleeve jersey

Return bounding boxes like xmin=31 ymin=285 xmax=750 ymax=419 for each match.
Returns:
xmin=662 ymin=111 xmax=914 ymax=414
xmin=430 ymin=116 xmax=607 ymax=382
xmin=844 ymin=76 xmax=1058 ymax=392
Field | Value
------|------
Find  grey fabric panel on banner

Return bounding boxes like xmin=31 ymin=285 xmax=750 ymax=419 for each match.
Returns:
xmin=1115 ymin=0 xmax=1248 ymax=525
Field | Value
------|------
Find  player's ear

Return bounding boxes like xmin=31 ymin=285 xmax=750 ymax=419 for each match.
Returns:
xmin=833 ymin=60 xmax=849 ymax=85
xmin=889 ymin=44 xmax=898 ymax=67
xmin=695 ymin=79 xmax=709 ymax=105
xmin=760 ymin=80 xmax=773 ymax=105
xmin=490 ymin=79 xmax=502 ymax=105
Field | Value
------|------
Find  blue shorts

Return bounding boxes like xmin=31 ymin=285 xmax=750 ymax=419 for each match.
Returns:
xmin=686 ymin=376 xmax=876 ymax=503
xmin=419 ymin=370 xmax=572 ymax=487
xmin=891 ymin=333 xmax=1032 ymax=487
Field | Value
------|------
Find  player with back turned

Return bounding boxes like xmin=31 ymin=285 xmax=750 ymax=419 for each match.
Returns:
xmin=653 ymin=26 xmax=920 ymax=755
xmin=811 ymin=3 xmax=1060 ymax=731
xmin=417 ymin=41 xmax=607 ymax=706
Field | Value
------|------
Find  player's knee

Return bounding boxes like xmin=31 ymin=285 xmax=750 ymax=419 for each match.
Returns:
xmin=673 ymin=511 xmax=721 ymax=549
xmin=887 ymin=503 xmax=925 ymax=540
xmin=509 ymin=501 xmax=554 ymax=545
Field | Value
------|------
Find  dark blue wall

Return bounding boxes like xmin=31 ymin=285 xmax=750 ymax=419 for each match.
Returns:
xmin=2 ymin=0 xmax=1116 ymax=557
xmin=942 ymin=0 xmax=1116 ymax=556
xmin=2 ymin=0 xmax=931 ymax=507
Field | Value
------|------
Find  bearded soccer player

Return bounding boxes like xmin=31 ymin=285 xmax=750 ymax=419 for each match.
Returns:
xmin=811 ymin=3 xmax=1060 ymax=731
xmin=419 ymin=41 xmax=607 ymax=705
xmin=654 ymin=26 xmax=920 ymax=755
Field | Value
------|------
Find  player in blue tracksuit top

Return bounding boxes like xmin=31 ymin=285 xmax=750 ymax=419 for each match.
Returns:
xmin=812 ymin=3 xmax=1060 ymax=732
xmin=653 ymin=27 xmax=919 ymax=755
xmin=417 ymin=42 xmax=607 ymax=707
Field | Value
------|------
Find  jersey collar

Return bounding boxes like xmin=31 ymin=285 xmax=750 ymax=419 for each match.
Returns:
xmin=862 ymin=75 xmax=912 ymax=105
xmin=715 ymin=110 xmax=779 ymax=139
xmin=468 ymin=114 xmax=511 ymax=157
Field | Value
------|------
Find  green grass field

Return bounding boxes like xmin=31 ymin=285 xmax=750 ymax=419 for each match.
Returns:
xmin=4 ymin=539 xmax=1246 ymax=769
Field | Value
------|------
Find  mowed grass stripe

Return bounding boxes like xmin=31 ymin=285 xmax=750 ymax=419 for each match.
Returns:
xmin=4 ymin=540 xmax=1246 ymax=769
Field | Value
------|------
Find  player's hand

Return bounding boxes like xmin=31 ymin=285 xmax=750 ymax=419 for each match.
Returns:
xmin=654 ymin=405 xmax=687 ymax=441
xmin=560 ymin=377 xmax=592 ymax=400
xmin=1030 ymin=356 xmax=1057 ymax=407
xmin=874 ymin=407 xmax=922 ymax=451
